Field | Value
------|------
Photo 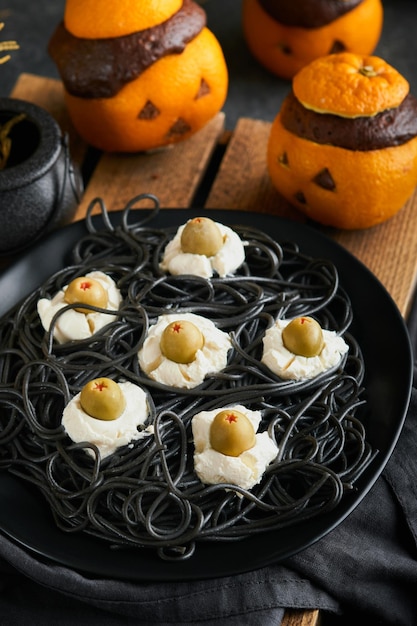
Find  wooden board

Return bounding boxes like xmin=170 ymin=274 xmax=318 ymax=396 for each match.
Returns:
xmin=11 ymin=73 xmax=417 ymax=319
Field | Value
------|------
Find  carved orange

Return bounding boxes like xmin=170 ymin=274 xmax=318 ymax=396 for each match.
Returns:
xmin=64 ymin=28 xmax=228 ymax=153
xmin=242 ymin=0 xmax=383 ymax=80
xmin=57 ymin=0 xmax=228 ymax=153
xmin=267 ymin=54 xmax=417 ymax=230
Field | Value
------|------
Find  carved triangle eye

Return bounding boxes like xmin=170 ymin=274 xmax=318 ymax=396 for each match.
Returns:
xmin=295 ymin=191 xmax=307 ymax=204
xmin=195 ymin=78 xmax=211 ymax=99
xmin=278 ymin=152 xmax=289 ymax=167
xmin=167 ymin=118 xmax=192 ymax=137
xmin=329 ymin=40 xmax=346 ymax=54
xmin=313 ymin=168 xmax=336 ymax=191
xmin=138 ymin=100 xmax=160 ymax=120
xmin=278 ymin=42 xmax=292 ymax=55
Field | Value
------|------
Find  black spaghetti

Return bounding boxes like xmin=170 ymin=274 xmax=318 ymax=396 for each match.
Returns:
xmin=0 ymin=194 xmax=376 ymax=560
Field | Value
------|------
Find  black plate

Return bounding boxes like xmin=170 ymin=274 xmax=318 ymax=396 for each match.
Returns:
xmin=0 ymin=209 xmax=412 ymax=581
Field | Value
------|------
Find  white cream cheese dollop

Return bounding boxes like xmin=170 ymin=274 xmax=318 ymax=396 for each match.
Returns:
xmin=138 ymin=312 xmax=231 ymax=389
xmin=37 ymin=271 xmax=122 ymax=344
xmin=192 ymin=405 xmax=278 ymax=490
xmin=62 ymin=381 xmax=152 ymax=459
xmin=262 ymin=319 xmax=349 ymax=380
xmin=159 ymin=221 xmax=245 ymax=278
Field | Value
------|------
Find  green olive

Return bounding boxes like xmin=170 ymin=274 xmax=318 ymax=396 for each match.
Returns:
xmin=64 ymin=276 xmax=108 ymax=314
xmin=160 ymin=319 xmax=204 ymax=364
xmin=209 ymin=409 xmax=256 ymax=457
xmin=180 ymin=217 xmax=223 ymax=257
xmin=281 ymin=316 xmax=324 ymax=357
xmin=80 ymin=377 xmax=126 ymax=421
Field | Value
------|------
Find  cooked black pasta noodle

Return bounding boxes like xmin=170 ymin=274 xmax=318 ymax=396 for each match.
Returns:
xmin=0 ymin=195 xmax=377 ymax=560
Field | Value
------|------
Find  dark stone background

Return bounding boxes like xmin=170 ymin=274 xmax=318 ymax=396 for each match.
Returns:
xmin=1 ymin=0 xmax=416 ymax=130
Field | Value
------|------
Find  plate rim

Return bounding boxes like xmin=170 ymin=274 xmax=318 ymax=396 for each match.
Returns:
xmin=0 ymin=208 xmax=412 ymax=582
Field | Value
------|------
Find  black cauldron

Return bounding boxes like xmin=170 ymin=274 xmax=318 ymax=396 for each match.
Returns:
xmin=0 ymin=97 xmax=83 ymax=255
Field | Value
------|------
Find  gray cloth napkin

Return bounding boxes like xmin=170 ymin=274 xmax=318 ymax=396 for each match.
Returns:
xmin=1 ymin=319 xmax=417 ymax=625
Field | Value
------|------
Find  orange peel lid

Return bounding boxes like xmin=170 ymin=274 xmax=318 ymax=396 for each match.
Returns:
xmin=64 ymin=0 xmax=183 ymax=39
xmin=292 ymin=52 xmax=410 ymax=118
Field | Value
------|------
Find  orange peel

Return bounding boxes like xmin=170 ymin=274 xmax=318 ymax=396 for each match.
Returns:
xmin=64 ymin=0 xmax=183 ymax=38
xmin=293 ymin=53 xmax=410 ymax=117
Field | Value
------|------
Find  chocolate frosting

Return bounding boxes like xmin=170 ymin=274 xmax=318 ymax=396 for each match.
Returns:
xmin=48 ymin=0 xmax=206 ymax=99
xmin=259 ymin=0 xmax=363 ymax=28
xmin=280 ymin=90 xmax=417 ymax=151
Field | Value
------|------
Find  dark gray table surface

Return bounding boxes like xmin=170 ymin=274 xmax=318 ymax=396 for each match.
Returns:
xmin=1 ymin=0 xmax=416 ymax=130
xmin=1 ymin=4 xmax=417 ymax=625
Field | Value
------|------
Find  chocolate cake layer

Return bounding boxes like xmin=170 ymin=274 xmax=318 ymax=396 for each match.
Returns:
xmin=259 ymin=0 xmax=362 ymax=28
xmin=48 ymin=0 xmax=205 ymax=99
xmin=280 ymin=90 xmax=417 ymax=150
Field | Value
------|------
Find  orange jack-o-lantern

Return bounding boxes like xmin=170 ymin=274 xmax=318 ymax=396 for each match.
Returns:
xmin=49 ymin=0 xmax=228 ymax=153
xmin=242 ymin=0 xmax=383 ymax=80
xmin=267 ymin=53 xmax=417 ymax=230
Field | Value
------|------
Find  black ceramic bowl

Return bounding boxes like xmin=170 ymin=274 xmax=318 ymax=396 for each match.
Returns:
xmin=0 ymin=97 xmax=83 ymax=255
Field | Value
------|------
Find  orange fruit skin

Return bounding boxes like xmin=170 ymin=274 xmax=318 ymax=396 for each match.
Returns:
xmin=63 ymin=28 xmax=228 ymax=153
xmin=267 ymin=115 xmax=417 ymax=230
xmin=64 ymin=0 xmax=183 ymax=38
xmin=293 ymin=52 xmax=410 ymax=117
xmin=242 ymin=0 xmax=383 ymax=80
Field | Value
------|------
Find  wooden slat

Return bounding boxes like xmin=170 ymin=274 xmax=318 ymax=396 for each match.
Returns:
xmin=73 ymin=112 xmax=225 ymax=220
xmin=281 ymin=609 xmax=320 ymax=626
xmin=206 ymin=117 xmax=417 ymax=317
xmin=204 ymin=117 xmax=304 ymax=220
xmin=330 ymin=192 xmax=417 ymax=318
